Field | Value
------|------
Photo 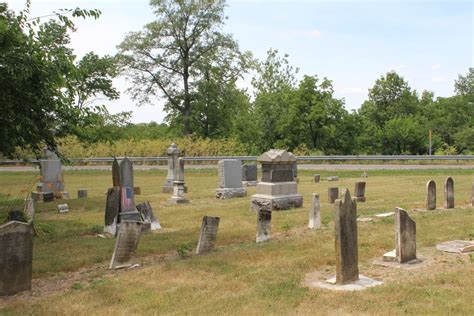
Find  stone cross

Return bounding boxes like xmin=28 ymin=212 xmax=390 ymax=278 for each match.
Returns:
xmin=328 ymin=187 xmax=339 ymax=204
xmin=216 ymin=159 xmax=246 ymax=199
xmin=136 ymin=201 xmax=161 ymax=231
xmin=0 ymin=221 xmax=34 ymax=296
xmin=104 ymin=187 xmax=120 ymax=235
xmin=444 ymin=177 xmax=454 ymax=209
xmin=163 ymin=143 xmax=180 ymax=193
xmin=196 ymin=216 xmax=220 ymax=254
xmin=109 ymin=220 xmax=142 ymax=269
xmin=426 ymin=180 xmax=436 ymax=210
xmin=256 ymin=208 xmax=272 ymax=243
xmin=354 ymin=182 xmax=366 ymax=202
xmin=334 ymin=188 xmax=359 ymax=285
xmin=169 ymin=158 xmax=189 ymax=204
xmin=308 ymin=193 xmax=321 ymax=230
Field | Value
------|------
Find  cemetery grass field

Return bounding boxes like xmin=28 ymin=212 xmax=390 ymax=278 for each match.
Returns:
xmin=0 ymin=168 xmax=473 ymax=314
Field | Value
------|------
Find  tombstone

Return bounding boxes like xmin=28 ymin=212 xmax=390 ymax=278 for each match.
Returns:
xmin=196 ymin=216 xmax=220 ymax=254
xmin=0 ymin=221 xmax=34 ymax=295
xmin=314 ymin=174 xmax=320 ymax=183
xmin=109 ymin=220 xmax=142 ymax=269
xmin=308 ymin=193 xmax=321 ymax=230
xmin=163 ymin=143 xmax=187 ymax=193
xmin=242 ymin=163 xmax=258 ymax=186
xmin=334 ymin=189 xmax=359 ymax=284
xmin=251 ymin=150 xmax=303 ymax=211
xmin=216 ymin=159 xmax=247 ymax=199
xmin=292 ymin=162 xmax=299 ymax=183
xmin=136 ymin=201 xmax=161 ymax=231
xmin=444 ymin=177 xmax=454 ymax=209
xmin=120 ymin=157 xmax=134 ymax=188
xmin=354 ymin=182 xmax=366 ymax=202
xmin=383 ymin=208 xmax=416 ymax=263
xmin=24 ymin=198 xmax=35 ymax=219
xmin=328 ymin=187 xmax=339 ymax=204
xmin=471 ymin=182 xmax=474 ymax=207
xmin=57 ymin=204 xmax=69 ymax=213
xmin=426 ymin=180 xmax=436 ymax=210
xmin=327 ymin=176 xmax=339 ymax=182
xmin=78 ymin=188 xmax=88 ymax=199
xmin=169 ymin=158 xmax=189 ymax=204
xmin=43 ymin=191 xmax=54 ymax=202
xmin=256 ymin=208 xmax=272 ymax=243
xmin=104 ymin=187 xmax=120 ymax=235
xmin=32 ymin=157 xmax=69 ymax=201
xmin=112 ymin=157 xmax=121 ymax=187
xmin=7 ymin=210 xmax=24 ymax=222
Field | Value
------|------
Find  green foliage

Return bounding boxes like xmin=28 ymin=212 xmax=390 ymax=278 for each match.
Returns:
xmin=176 ymin=243 xmax=192 ymax=258
xmin=281 ymin=222 xmax=293 ymax=234
xmin=88 ymin=224 xmax=103 ymax=235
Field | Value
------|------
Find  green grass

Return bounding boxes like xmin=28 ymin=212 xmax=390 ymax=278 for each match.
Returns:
xmin=0 ymin=168 xmax=473 ymax=314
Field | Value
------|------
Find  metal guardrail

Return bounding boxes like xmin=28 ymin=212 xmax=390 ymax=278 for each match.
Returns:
xmin=1 ymin=155 xmax=473 ymax=165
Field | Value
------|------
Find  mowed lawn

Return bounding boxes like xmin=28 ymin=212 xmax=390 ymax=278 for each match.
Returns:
xmin=0 ymin=168 xmax=473 ymax=314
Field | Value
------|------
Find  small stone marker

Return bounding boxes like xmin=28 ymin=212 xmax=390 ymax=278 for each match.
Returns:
xmin=308 ymin=193 xmax=321 ymax=229
xmin=24 ymin=198 xmax=35 ymax=219
xmin=242 ymin=163 xmax=258 ymax=186
xmin=78 ymin=188 xmax=88 ymax=199
xmin=357 ymin=217 xmax=373 ymax=222
xmin=256 ymin=208 xmax=272 ymax=243
xmin=43 ymin=191 xmax=54 ymax=202
xmin=169 ymin=158 xmax=189 ymax=204
xmin=327 ymin=176 xmax=339 ymax=182
xmin=196 ymin=216 xmax=220 ymax=254
xmin=444 ymin=177 xmax=454 ymax=209
xmin=104 ymin=187 xmax=120 ymax=235
xmin=436 ymin=240 xmax=474 ymax=253
xmin=216 ymin=159 xmax=247 ymax=199
xmin=383 ymin=208 xmax=416 ymax=263
xmin=57 ymin=204 xmax=69 ymax=213
xmin=313 ymin=174 xmax=320 ymax=183
xmin=375 ymin=211 xmax=395 ymax=218
xmin=112 ymin=157 xmax=121 ymax=187
xmin=109 ymin=221 xmax=142 ymax=269
xmin=426 ymin=180 xmax=436 ymax=210
xmin=354 ymin=182 xmax=366 ymax=202
xmin=136 ymin=201 xmax=161 ymax=231
xmin=0 ymin=221 xmax=34 ymax=296
xmin=328 ymin=187 xmax=339 ymax=204
xmin=471 ymin=182 xmax=474 ymax=207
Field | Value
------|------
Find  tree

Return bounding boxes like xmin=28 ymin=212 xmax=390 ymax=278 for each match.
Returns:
xmin=117 ymin=0 xmax=252 ymax=135
xmin=455 ymin=67 xmax=474 ymax=97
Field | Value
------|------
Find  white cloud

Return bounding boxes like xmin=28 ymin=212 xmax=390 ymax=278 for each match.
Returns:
xmin=431 ymin=76 xmax=447 ymax=83
xmin=340 ymin=87 xmax=367 ymax=94
xmin=388 ymin=64 xmax=408 ymax=71
xmin=431 ymin=64 xmax=441 ymax=70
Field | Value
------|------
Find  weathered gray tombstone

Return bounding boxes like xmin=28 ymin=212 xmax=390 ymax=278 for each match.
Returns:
xmin=471 ymin=182 xmax=474 ymax=207
xmin=328 ymin=187 xmax=339 ymax=204
xmin=136 ymin=201 xmax=161 ymax=231
xmin=120 ymin=157 xmax=134 ymax=189
xmin=334 ymin=189 xmax=359 ymax=284
xmin=24 ymin=198 xmax=35 ymax=219
xmin=292 ymin=162 xmax=299 ymax=182
xmin=119 ymin=158 xmax=138 ymax=222
xmin=109 ymin=220 xmax=142 ymax=269
xmin=32 ymin=158 xmax=69 ymax=201
xmin=251 ymin=149 xmax=303 ymax=211
xmin=216 ymin=159 xmax=247 ymax=199
xmin=242 ymin=163 xmax=258 ymax=186
xmin=104 ymin=187 xmax=120 ymax=235
xmin=163 ymin=143 xmax=187 ymax=193
xmin=354 ymin=182 xmax=366 ymax=202
xmin=57 ymin=204 xmax=69 ymax=213
xmin=196 ymin=216 xmax=220 ymax=254
xmin=308 ymin=193 xmax=321 ymax=230
xmin=78 ymin=188 xmax=88 ymax=199
xmin=426 ymin=180 xmax=436 ymax=210
xmin=444 ymin=177 xmax=454 ymax=209
xmin=383 ymin=208 xmax=417 ymax=263
xmin=112 ymin=157 xmax=121 ymax=187
xmin=256 ymin=208 xmax=272 ymax=243
xmin=327 ymin=176 xmax=339 ymax=182
xmin=0 ymin=221 xmax=34 ymax=296
xmin=169 ymin=158 xmax=189 ymax=204
xmin=314 ymin=174 xmax=321 ymax=183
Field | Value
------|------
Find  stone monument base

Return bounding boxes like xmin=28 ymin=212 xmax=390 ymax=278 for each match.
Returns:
xmin=31 ymin=191 xmax=69 ymax=202
xmin=215 ymin=188 xmax=247 ymax=199
xmin=355 ymin=197 xmax=366 ymax=202
xmin=304 ymin=273 xmax=382 ymax=291
xmin=243 ymin=181 xmax=258 ymax=187
xmin=251 ymin=194 xmax=303 ymax=211
xmin=163 ymin=184 xmax=187 ymax=194
xmin=168 ymin=197 xmax=189 ymax=204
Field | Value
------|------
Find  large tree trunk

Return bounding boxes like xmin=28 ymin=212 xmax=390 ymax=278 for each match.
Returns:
xmin=183 ymin=58 xmax=192 ymax=135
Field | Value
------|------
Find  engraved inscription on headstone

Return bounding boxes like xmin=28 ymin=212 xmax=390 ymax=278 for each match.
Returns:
xmin=196 ymin=216 xmax=220 ymax=254
xmin=328 ymin=187 xmax=339 ymax=204
xmin=256 ymin=209 xmax=272 ymax=243
xmin=308 ymin=193 xmax=321 ymax=230
xmin=109 ymin=221 xmax=142 ymax=269
xmin=426 ymin=180 xmax=436 ymax=210
xmin=444 ymin=177 xmax=454 ymax=209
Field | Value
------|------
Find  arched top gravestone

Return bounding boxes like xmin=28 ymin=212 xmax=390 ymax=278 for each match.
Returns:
xmin=426 ymin=180 xmax=436 ymax=210
xmin=444 ymin=177 xmax=454 ymax=209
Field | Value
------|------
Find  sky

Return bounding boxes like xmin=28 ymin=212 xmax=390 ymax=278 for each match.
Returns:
xmin=6 ymin=0 xmax=474 ymax=123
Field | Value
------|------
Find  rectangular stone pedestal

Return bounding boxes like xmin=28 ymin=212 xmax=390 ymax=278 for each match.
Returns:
xmin=251 ymin=194 xmax=303 ymax=211
xmin=215 ymin=188 xmax=247 ymax=199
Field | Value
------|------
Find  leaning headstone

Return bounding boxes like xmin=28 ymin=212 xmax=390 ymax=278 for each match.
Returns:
xmin=313 ymin=174 xmax=320 ymax=183
xmin=216 ymin=159 xmax=247 ymax=199
xmin=78 ymin=188 xmax=88 ymax=199
xmin=444 ymin=177 xmax=454 ymax=209
xmin=109 ymin=221 xmax=142 ymax=269
xmin=328 ymin=187 xmax=339 ymax=204
xmin=354 ymin=182 xmax=366 ymax=202
xmin=383 ymin=208 xmax=416 ymax=263
xmin=169 ymin=158 xmax=189 ymax=204
xmin=256 ymin=208 xmax=272 ymax=243
xmin=0 ymin=221 xmax=34 ymax=296
xmin=426 ymin=180 xmax=436 ymax=210
xmin=334 ymin=189 xmax=358 ymax=284
xmin=327 ymin=176 xmax=339 ymax=182
xmin=24 ymin=198 xmax=35 ymax=219
xmin=136 ymin=201 xmax=161 ymax=231
xmin=104 ymin=187 xmax=120 ymax=235
xmin=308 ymin=193 xmax=321 ymax=230
xmin=196 ymin=216 xmax=220 ymax=254
xmin=242 ymin=163 xmax=258 ymax=186
xmin=57 ymin=204 xmax=69 ymax=213
xmin=251 ymin=149 xmax=303 ymax=211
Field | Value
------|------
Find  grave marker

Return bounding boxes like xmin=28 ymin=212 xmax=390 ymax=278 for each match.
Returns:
xmin=169 ymin=158 xmax=189 ymax=204
xmin=109 ymin=221 xmax=142 ymax=269
xmin=354 ymin=182 xmax=366 ymax=202
xmin=328 ymin=187 xmax=339 ymax=204
xmin=383 ymin=208 xmax=416 ymax=263
xmin=196 ymin=216 xmax=220 ymax=254
xmin=426 ymin=180 xmax=436 ymax=210
xmin=216 ymin=159 xmax=247 ymax=199
xmin=24 ymin=198 xmax=35 ymax=219
xmin=444 ymin=177 xmax=454 ymax=209
xmin=78 ymin=188 xmax=88 ymax=199
xmin=256 ymin=208 xmax=272 ymax=243
xmin=314 ymin=174 xmax=320 ymax=183
xmin=308 ymin=193 xmax=321 ymax=230
xmin=112 ymin=158 xmax=121 ymax=187
xmin=136 ymin=201 xmax=161 ymax=231
xmin=242 ymin=163 xmax=258 ymax=186
xmin=57 ymin=204 xmax=69 ymax=213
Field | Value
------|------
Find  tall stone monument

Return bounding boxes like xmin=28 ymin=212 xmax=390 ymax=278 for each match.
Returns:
xmin=256 ymin=208 xmax=272 ymax=243
xmin=242 ymin=163 xmax=258 ymax=186
xmin=169 ymin=158 xmax=189 ymax=204
xmin=308 ymin=193 xmax=321 ymax=230
xmin=196 ymin=216 xmax=220 ymax=254
xmin=426 ymin=180 xmax=436 ymax=210
xmin=163 ymin=143 xmax=187 ymax=193
xmin=216 ymin=159 xmax=247 ymax=199
xmin=251 ymin=149 xmax=303 ymax=211
xmin=0 ymin=221 xmax=34 ymax=295
xmin=444 ymin=177 xmax=454 ymax=209
xmin=383 ymin=207 xmax=417 ymax=263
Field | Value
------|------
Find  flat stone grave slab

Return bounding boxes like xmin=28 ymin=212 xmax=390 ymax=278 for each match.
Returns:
xmin=436 ymin=240 xmax=474 ymax=253
xmin=57 ymin=204 xmax=69 ymax=213
xmin=304 ymin=273 xmax=382 ymax=292
xmin=357 ymin=217 xmax=373 ymax=222
xmin=327 ymin=176 xmax=339 ymax=181
xmin=375 ymin=211 xmax=395 ymax=218
xmin=374 ymin=253 xmax=427 ymax=269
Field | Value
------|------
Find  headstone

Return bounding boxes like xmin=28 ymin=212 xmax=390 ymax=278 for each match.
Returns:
xmin=334 ymin=189 xmax=359 ymax=285
xmin=0 ymin=221 xmax=34 ymax=295
xmin=78 ymin=189 xmax=88 ymax=199
xmin=57 ymin=204 xmax=69 ymax=213
xmin=32 ymin=158 xmax=68 ymax=200
xmin=354 ymin=182 xmax=366 ymax=202
xmin=133 ymin=187 xmax=141 ymax=195
xmin=112 ymin=158 xmax=121 ymax=187
xmin=24 ymin=198 xmax=35 ymax=219
xmin=43 ymin=191 xmax=54 ymax=202
xmin=328 ymin=187 xmax=339 ymax=204
xmin=196 ymin=216 xmax=220 ymax=254
xmin=169 ymin=158 xmax=189 ymax=204
xmin=119 ymin=187 xmax=135 ymax=213
xmin=242 ymin=163 xmax=258 ymax=186
xmin=426 ymin=180 xmax=436 ymax=210
xmin=436 ymin=240 xmax=474 ymax=253
xmin=471 ymin=182 xmax=474 ymax=207
xmin=256 ymin=208 xmax=272 ymax=243
xmin=104 ymin=187 xmax=120 ymax=235
xmin=383 ymin=208 xmax=416 ymax=263
xmin=109 ymin=220 xmax=142 ymax=269
xmin=444 ymin=177 xmax=454 ymax=209
xmin=292 ymin=162 xmax=299 ymax=182
xmin=308 ymin=193 xmax=321 ymax=229
xmin=251 ymin=150 xmax=303 ymax=211
xmin=136 ymin=201 xmax=161 ymax=231
xmin=216 ymin=159 xmax=247 ymax=199
xmin=120 ymin=157 xmax=134 ymax=188
xmin=162 ymin=143 xmax=187 ymax=193
xmin=327 ymin=176 xmax=339 ymax=182
xmin=314 ymin=174 xmax=320 ymax=183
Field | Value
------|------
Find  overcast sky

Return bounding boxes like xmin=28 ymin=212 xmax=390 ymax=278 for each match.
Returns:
xmin=6 ymin=0 xmax=473 ymax=123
